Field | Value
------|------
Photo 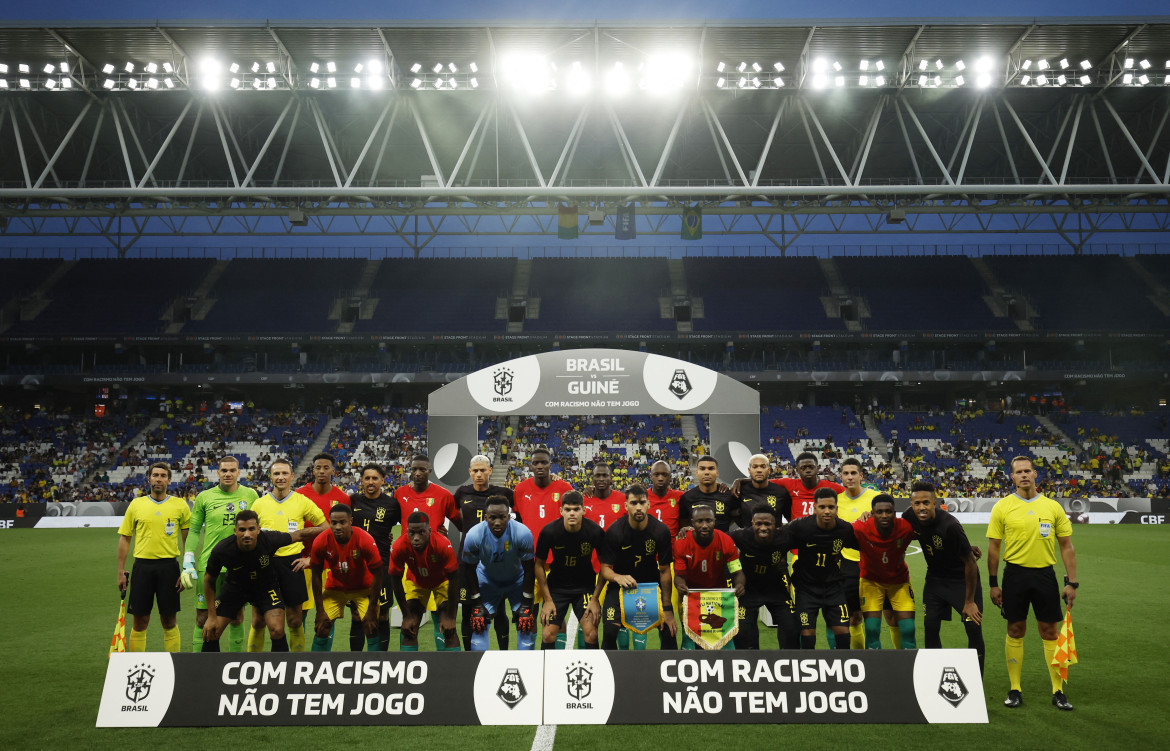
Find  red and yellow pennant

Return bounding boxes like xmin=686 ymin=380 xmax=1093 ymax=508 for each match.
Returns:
xmin=1051 ymin=608 xmax=1078 ymax=681
xmin=682 ymin=590 xmax=738 ymax=650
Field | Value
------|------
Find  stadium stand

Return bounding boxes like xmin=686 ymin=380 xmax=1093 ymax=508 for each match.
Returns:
xmin=685 ymin=258 xmax=845 ymax=331
xmin=524 ymin=259 xmax=675 ymax=332
xmin=834 ymin=257 xmax=1004 ymax=331
xmin=352 ymin=259 xmax=515 ymax=333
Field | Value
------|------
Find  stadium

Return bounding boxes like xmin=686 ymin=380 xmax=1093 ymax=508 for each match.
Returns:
xmin=0 ymin=11 xmax=1167 ymax=751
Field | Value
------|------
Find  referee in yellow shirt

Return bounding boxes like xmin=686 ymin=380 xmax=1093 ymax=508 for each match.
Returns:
xmin=987 ymin=456 xmax=1079 ymax=711
xmin=116 ymin=462 xmax=192 ymax=652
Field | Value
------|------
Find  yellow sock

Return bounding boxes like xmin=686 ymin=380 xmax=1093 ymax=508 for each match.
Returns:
xmin=888 ymin=620 xmax=902 ymax=649
xmin=248 ymin=626 xmax=266 ymax=652
xmin=1042 ymin=639 xmax=1063 ymax=693
xmin=1006 ymin=636 xmax=1025 ymax=691
xmin=849 ymin=621 xmax=865 ymax=649
xmin=128 ymin=629 xmax=147 ymax=652
xmin=163 ymin=626 xmax=181 ymax=653
xmin=289 ymin=625 xmax=306 ymax=652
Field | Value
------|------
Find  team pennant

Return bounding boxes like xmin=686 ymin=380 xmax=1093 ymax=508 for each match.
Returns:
xmin=1051 ymin=608 xmax=1078 ymax=681
xmin=682 ymin=589 xmax=739 ymax=649
xmin=619 ymin=582 xmax=664 ymax=634
xmin=558 ymin=204 xmax=579 ymax=239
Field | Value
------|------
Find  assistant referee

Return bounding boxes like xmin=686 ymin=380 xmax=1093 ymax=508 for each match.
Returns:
xmin=987 ymin=456 xmax=1079 ymax=712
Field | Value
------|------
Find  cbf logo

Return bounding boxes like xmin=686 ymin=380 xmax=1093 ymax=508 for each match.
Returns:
xmin=938 ymin=666 xmax=969 ymax=707
xmin=125 ymin=663 xmax=155 ymax=703
xmin=668 ymin=369 xmax=692 ymax=399
xmin=567 ymin=661 xmax=593 ymax=701
xmin=497 ymin=668 xmax=527 ymax=708
xmin=493 ymin=368 xmax=515 ymax=402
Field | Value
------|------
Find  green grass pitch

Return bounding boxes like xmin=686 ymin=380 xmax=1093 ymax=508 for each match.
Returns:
xmin=2 ymin=524 xmax=1165 ymax=749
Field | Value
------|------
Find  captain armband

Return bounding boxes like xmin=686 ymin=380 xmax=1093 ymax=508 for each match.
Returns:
xmin=726 ymin=559 xmax=743 ymax=574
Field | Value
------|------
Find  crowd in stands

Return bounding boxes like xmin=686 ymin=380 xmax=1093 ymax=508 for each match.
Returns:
xmin=5 ymin=398 xmax=1170 ymax=505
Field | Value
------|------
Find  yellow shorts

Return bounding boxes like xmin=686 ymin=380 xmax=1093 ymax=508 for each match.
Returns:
xmin=402 ymin=578 xmax=450 ymax=610
xmin=302 ymin=568 xmax=314 ymax=611
xmin=322 ymin=589 xmax=371 ymax=620
xmin=859 ymin=579 xmax=915 ymax=613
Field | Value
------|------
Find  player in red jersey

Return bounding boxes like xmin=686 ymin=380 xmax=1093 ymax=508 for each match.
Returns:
xmin=388 ymin=511 xmax=460 ymax=651
xmin=393 ymin=454 xmax=461 ymax=534
xmin=584 ymin=463 xmax=626 ymax=531
xmin=769 ymin=452 xmax=845 ymax=521
xmin=852 ymin=494 xmax=917 ymax=649
xmin=647 ymin=460 xmax=683 ymax=537
xmin=513 ymin=448 xmax=574 ymax=544
xmin=297 ymin=452 xmax=351 ymax=518
xmin=672 ymin=506 xmax=744 ymax=650
xmin=308 ymin=505 xmax=383 ymax=652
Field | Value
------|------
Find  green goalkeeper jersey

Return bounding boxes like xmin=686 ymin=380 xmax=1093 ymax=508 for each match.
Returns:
xmin=190 ymin=483 xmax=260 ymax=569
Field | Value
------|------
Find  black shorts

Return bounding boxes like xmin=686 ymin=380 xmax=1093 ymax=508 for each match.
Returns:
xmin=924 ymin=574 xmax=984 ymax=623
xmin=547 ymin=590 xmax=592 ymax=627
xmin=840 ymin=559 xmax=861 ymax=614
xmin=794 ymin=586 xmax=849 ymax=630
xmin=217 ymin=580 xmax=285 ymax=616
xmin=128 ymin=558 xmax=181 ymax=617
xmin=273 ymin=554 xmax=308 ymax=608
xmin=1002 ymin=563 xmax=1062 ymax=624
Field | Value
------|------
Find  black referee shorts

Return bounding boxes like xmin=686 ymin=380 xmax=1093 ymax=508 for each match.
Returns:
xmin=128 ymin=558 xmax=181 ymax=617
xmin=1001 ymin=562 xmax=1061 ymax=624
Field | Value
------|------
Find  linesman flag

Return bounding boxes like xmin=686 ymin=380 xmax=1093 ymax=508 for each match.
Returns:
xmin=109 ymin=580 xmax=129 ymax=657
xmin=558 ymin=204 xmax=580 ymax=239
xmin=1051 ymin=608 xmax=1078 ymax=681
xmin=682 ymin=589 xmax=738 ymax=649
xmin=680 ymin=205 xmax=703 ymax=240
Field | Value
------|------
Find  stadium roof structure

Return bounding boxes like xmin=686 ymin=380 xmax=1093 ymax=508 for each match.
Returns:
xmin=0 ymin=17 xmax=1168 ymax=251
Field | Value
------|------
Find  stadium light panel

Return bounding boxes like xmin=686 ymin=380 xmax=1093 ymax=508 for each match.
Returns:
xmin=737 ymin=61 xmax=747 ymax=72
xmin=433 ymin=63 xmax=444 ymax=73
xmin=1021 ymin=74 xmax=1031 ymax=85
xmin=737 ymin=76 xmax=748 ymax=88
xmin=0 ymin=80 xmax=7 ymax=89
xmin=566 ymin=60 xmax=590 ymax=95
xmin=716 ymin=61 xmax=726 ymax=73
xmin=19 ymin=78 xmax=30 ymax=88
xmin=832 ymin=61 xmax=842 ymax=72
xmin=812 ymin=73 xmax=828 ymax=89
xmin=932 ymin=75 xmax=941 ymax=86
xmin=326 ymin=61 xmax=336 ymax=73
xmin=917 ymin=74 xmax=927 ymax=86
xmin=918 ymin=59 xmax=928 ymax=71
xmin=642 ymin=53 xmax=690 ymax=94
xmin=18 ymin=63 xmax=29 ymax=74
xmin=310 ymin=62 xmax=320 ymax=73
xmin=102 ymin=78 xmax=115 ymax=89
xmin=751 ymin=62 xmax=762 ymax=72
xmin=433 ymin=78 xmax=443 ymax=89
xmin=327 ymin=77 xmax=336 ymax=88
xmin=934 ymin=59 xmax=943 ymax=70
xmin=354 ymin=63 xmax=364 ymax=73
xmin=102 ymin=63 xmax=113 ymax=74
xmin=0 ymin=65 xmax=6 ymax=75
xmin=859 ymin=59 xmax=869 ymax=71
xmin=469 ymin=62 xmax=478 ymax=73
xmin=875 ymin=60 xmax=885 ymax=71
xmin=1058 ymin=58 xmax=1069 ymax=69
xmin=859 ymin=75 xmax=868 ymax=86
xmin=1022 ymin=59 xmax=1032 ymax=70
xmin=163 ymin=62 xmax=173 ymax=74
xmin=124 ymin=62 xmax=134 ymax=73
xmin=198 ymin=58 xmax=221 ymax=90
xmin=954 ymin=75 xmax=965 ymax=86
xmin=229 ymin=77 xmax=240 ymax=88
xmin=61 ymin=78 xmax=71 ymax=88
xmin=448 ymin=78 xmax=457 ymax=89
xmin=875 ymin=75 xmax=885 ymax=86
xmin=1138 ymin=74 xmax=1149 ymax=85
xmin=250 ymin=62 xmax=259 ymax=73
xmin=1036 ymin=74 xmax=1047 ymax=86
xmin=1122 ymin=73 xmax=1132 ymax=84
xmin=410 ymin=62 xmax=421 ymax=73
xmin=367 ymin=75 xmax=383 ymax=90
xmin=1079 ymin=74 xmax=1090 ymax=85
xmin=145 ymin=62 xmax=157 ymax=74
xmin=1037 ymin=59 xmax=1049 ymax=70
xmin=812 ymin=58 xmax=828 ymax=74
xmin=368 ymin=60 xmax=383 ymax=74
xmin=266 ymin=61 xmax=276 ymax=73
xmin=975 ymin=56 xmax=993 ymax=73
xmin=146 ymin=77 xmax=158 ymax=89
xmin=469 ymin=77 xmax=478 ymax=88
xmin=43 ymin=63 xmax=55 ymax=74
xmin=773 ymin=62 xmax=784 ymax=72
xmin=1080 ymin=60 xmax=1092 ymax=70
xmin=410 ymin=77 xmax=422 ymax=88
xmin=251 ymin=78 xmax=262 ymax=89
xmin=61 ymin=62 xmax=70 ymax=73
xmin=231 ymin=62 xmax=241 ymax=73
xmin=351 ymin=77 xmax=361 ymax=88
xmin=752 ymin=76 xmax=761 ymax=88
xmin=1056 ymin=74 xmax=1066 ymax=85
xmin=163 ymin=77 xmax=173 ymax=88
xmin=606 ymin=62 xmax=632 ymax=96
xmin=955 ymin=60 xmax=966 ymax=71
xmin=774 ymin=77 xmax=784 ymax=87
xmin=127 ymin=77 xmax=138 ymax=89
xmin=310 ymin=77 xmax=320 ymax=88
xmin=835 ymin=75 xmax=845 ymax=87
xmin=716 ymin=77 xmax=726 ymax=88
xmin=1139 ymin=59 xmax=1151 ymax=69
xmin=267 ymin=76 xmax=277 ymax=89
xmin=976 ymin=73 xmax=991 ymax=88
xmin=45 ymin=78 xmax=56 ymax=88
xmin=1124 ymin=58 xmax=1134 ymax=69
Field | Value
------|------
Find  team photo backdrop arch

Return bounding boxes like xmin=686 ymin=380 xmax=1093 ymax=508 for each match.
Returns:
xmin=426 ymin=349 xmax=761 ymax=489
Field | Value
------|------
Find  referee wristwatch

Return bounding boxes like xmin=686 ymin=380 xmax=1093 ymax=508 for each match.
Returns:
xmin=1064 ymin=577 xmax=1079 ymax=589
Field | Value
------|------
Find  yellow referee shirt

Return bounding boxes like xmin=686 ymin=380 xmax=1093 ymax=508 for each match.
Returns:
xmin=837 ymin=487 xmax=879 ymax=563
xmin=987 ymin=492 xmax=1072 ymax=568
xmin=253 ymin=490 xmax=326 ymax=557
xmin=117 ymin=495 xmax=191 ymax=559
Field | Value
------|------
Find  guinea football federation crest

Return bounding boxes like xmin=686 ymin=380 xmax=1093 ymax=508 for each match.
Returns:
xmin=496 ymin=668 xmax=527 ymax=708
xmin=611 ymin=504 xmax=621 ymax=514
xmin=426 ymin=498 xmax=435 ymax=507
xmin=668 ymin=369 xmax=692 ymax=399
xmin=938 ymin=666 xmax=969 ymax=706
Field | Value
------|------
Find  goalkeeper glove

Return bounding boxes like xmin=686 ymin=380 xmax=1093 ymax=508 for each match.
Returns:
xmin=516 ymin=594 xmax=536 ymax=634
xmin=469 ymin=595 xmax=487 ymax=633
xmin=180 ymin=551 xmax=197 ymax=590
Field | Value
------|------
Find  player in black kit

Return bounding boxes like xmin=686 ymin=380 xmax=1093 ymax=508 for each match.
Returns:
xmin=535 ymin=491 xmax=605 ymax=649
xmin=453 ymin=454 xmax=514 ymax=651
xmin=737 ymin=453 xmax=794 ymax=526
xmin=679 ymin=455 xmax=741 ymax=533
xmin=201 ymin=510 xmax=317 ymax=652
xmin=348 ymin=463 xmax=400 ymax=651
xmin=598 ymin=484 xmax=677 ymax=650
xmin=731 ymin=507 xmax=800 ymax=649
xmin=905 ymin=480 xmax=985 ymax=673
xmin=782 ymin=487 xmax=858 ymax=649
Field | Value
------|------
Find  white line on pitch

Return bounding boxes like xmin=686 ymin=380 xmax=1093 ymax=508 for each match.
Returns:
xmin=531 ymin=723 xmax=557 ymax=751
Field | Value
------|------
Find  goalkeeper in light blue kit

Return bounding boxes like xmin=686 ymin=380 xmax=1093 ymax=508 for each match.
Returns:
xmin=461 ymin=496 xmax=537 ymax=651
xmin=183 ymin=456 xmax=259 ymax=651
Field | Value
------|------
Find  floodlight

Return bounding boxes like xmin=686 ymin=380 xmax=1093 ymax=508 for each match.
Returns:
xmin=19 ymin=78 xmax=30 ymax=88
xmin=833 ymin=61 xmax=842 ymax=72
xmin=835 ymin=75 xmax=845 ymax=87
xmin=251 ymin=62 xmax=259 ymax=73
xmin=231 ymin=77 xmax=241 ymax=88
xmin=875 ymin=61 xmax=884 ymax=71
xmin=813 ymin=58 xmax=828 ymax=73
xmin=102 ymin=64 xmax=114 ymax=74
xmin=61 ymin=78 xmax=71 ymax=88
xmin=310 ymin=62 xmax=320 ymax=73
xmin=1036 ymin=74 xmax=1047 ymax=86
xmin=447 ymin=63 xmax=456 ymax=73
xmin=954 ymin=75 xmax=965 ymax=86
xmin=737 ymin=76 xmax=747 ymax=88
xmin=774 ymin=77 xmax=784 ymax=87
xmin=1124 ymin=58 xmax=1134 ymax=69
xmin=18 ymin=63 xmax=29 ymax=74
xmin=43 ymin=63 xmax=55 ymax=74
xmin=145 ymin=62 xmax=158 ymax=74
xmin=310 ymin=77 xmax=320 ymax=88
xmin=163 ymin=63 xmax=174 ymax=73
xmin=918 ymin=59 xmax=928 ymax=71
xmin=230 ymin=63 xmax=240 ymax=73
xmin=1079 ymin=74 xmax=1090 ymax=85
xmin=774 ymin=62 xmax=784 ymax=72
xmin=163 ymin=78 xmax=174 ymax=88
xmin=266 ymin=61 xmax=276 ymax=73
xmin=367 ymin=76 xmax=383 ymax=90
xmin=470 ymin=78 xmax=478 ymax=88
xmin=1037 ymin=59 xmax=1049 ymax=70
xmin=433 ymin=78 xmax=443 ymax=89
xmin=955 ymin=60 xmax=966 ymax=71
xmin=61 ymin=62 xmax=70 ymax=73
xmin=124 ymin=62 xmax=134 ymax=73
xmin=326 ymin=77 xmax=336 ymax=88
xmin=1123 ymin=73 xmax=1133 ymax=84
xmin=935 ymin=59 xmax=943 ymax=70
xmin=752 ymin=62 xmax=762 ymax=72
xmin=326 ymin=62 xmax=336 ymax=73
xmin=752 ymin=77 xmax=761 ymax=88
xmin=812 ymin=74 xmax=828 ymax=89
xmin=1139 ymin=59 xmax=1151 ymax=69
xmin=0 ymin=80 xmax=6 ymax=89
xmin=566 ymin=60 xmax=590 ymax=95
xmin=737 ymin=61 xmax=747 ymax=72
xmin=1080 ymin=60 xmax=1091 ymax=70
xmin=45 ymin=79 xmax=56 ymax=89
xmin=410 ymin=63 xmax=421 ymax=73
xmin=860 ymin=59 xmax=869 ymax=71
xmin=606 ymin=62 xmax=632 ymax=96
xmin=469 ymin=62 xmax=478 ymax=73
xmin=251 ymin=78 xmax=261 ymax=89
xmin=127 ymin=78 xmax=138 ymax=89
xmin=102 ymin=79 xmax=115 ymax=89
xmin=433 ymin=63 xmax=444 ymax=73
xmin=351 ymin=77 xmax=360 ymax=88
xmin=716 ymin=77 xmax=726 ymax=88
xmin=448 ymin=78 xmax=457 ymax=89
xmin=1021 ymin=75 xmax=1031 ymax=85
xmin=875 ymin=75 xmax=885 ymax=86
xmin=1022 ymin=59 xmax=1032 ymax=70
xmin=917 ymin=74 xmax=927 ymax=86
xmin=1056 ymin=75 xmax=1066 ymax=85
xmin=267 ymin=77 xmax=277 ymax=89
xmin=858 ymin=75 xmax=868 ymax=86
xmin=0 ymin=65 xmax=6 ymax=75
xmin=975 ymin=56 xmax=993 ymax=73
xmin=976 ymin=73 xmax=991 ymax=88
xmin=354 ymin=63 xmax=363 ymax=73
xmin=368 ymin=60 xmax=383 ymax=74
xmin=1059 ymin=58 xmax=1069 ymax=69
xmin=147 ymin=77 xmax=159 ymax=89
xmin=933 ymin=75 xmax=941 ymax=86
xmin=410 ymin=78 xmax=422 ymax=88
xmin=1138 ymin=74 xmax=1149 ymax=85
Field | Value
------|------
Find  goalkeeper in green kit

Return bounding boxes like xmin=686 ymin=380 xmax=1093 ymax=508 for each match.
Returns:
xmin=183 ymin=455 xmax=260 ymax=651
